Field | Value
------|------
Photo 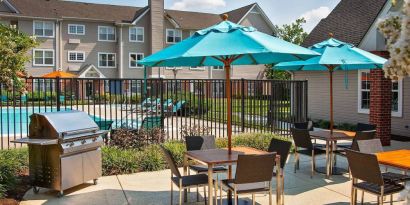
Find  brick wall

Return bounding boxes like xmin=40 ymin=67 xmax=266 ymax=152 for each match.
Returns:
xmin=369 ymin=69 xmax=391 ymax=146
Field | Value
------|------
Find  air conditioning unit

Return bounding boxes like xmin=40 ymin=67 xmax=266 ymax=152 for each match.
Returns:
xmin=68 ymin=39 xmax=81 ymax=44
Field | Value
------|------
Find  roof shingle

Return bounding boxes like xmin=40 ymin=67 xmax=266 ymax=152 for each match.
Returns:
xmin=302 ymin=0 xmax=388 ymax=47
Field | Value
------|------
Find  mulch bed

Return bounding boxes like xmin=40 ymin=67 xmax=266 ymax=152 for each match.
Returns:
xmin=0 ymin=171 xmax=31 ymax=205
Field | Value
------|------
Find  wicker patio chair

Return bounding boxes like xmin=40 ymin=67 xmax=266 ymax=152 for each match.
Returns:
xmin=345 ymin=149 xmax=405 ymax=205
xmin=268 ymin=138 xmax=292 ymax=205
xmin=219 ymin=153 xmax=277 ymax=205
xmin=161 ymin=145 xmax=215 ymax=205
xmin=291 ymin=128 xmax=326 ymax=178
xmin=185 ymin=135 xmax=227 ymax=201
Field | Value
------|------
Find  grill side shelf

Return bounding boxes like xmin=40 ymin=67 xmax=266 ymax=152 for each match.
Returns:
xmin=12 ymin=138 xmax=59 ymax=145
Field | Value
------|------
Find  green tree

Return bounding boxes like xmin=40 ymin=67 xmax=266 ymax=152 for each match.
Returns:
xmin=265 ymin=18 xmax=308 ymax=80
xmin=0 ymin=23 xmax=38 ymax=92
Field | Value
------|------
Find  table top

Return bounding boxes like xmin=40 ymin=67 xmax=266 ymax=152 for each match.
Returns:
xmin=310 ymin=130 xmax=355 ymax=141
xmin=186 ymin=147 xmax=269 ymax=165
xmin=376 ymin=149 xmax=410 ymax=170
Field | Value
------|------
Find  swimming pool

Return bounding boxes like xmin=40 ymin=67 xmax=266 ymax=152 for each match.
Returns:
xmin=0 ymin=107 xmax=142 ymax=136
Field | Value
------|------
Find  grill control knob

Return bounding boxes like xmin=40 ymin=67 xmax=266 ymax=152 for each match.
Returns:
xmin=92 ymin=137 xmax=97 ymax=142
xmin=69 ymin=142 xmax=74 ymax=147
xmin=81 ymin=140 xmax=86 ymax=144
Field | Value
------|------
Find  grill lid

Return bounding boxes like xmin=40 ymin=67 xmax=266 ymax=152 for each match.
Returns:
xmin=31 ymin=110 xmax=99 ymax=138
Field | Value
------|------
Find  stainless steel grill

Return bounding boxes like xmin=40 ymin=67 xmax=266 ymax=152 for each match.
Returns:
xmin=13 ymin=110 xmax=109 ymax=197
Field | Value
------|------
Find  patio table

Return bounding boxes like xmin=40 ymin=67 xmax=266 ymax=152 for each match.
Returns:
xmin=309 ymin=130 xmax=355 ymax=178
xmin=376 ymin=149 xmax=410 ymax=171
xmin=183 ymin=146 xmax=281 ymax=205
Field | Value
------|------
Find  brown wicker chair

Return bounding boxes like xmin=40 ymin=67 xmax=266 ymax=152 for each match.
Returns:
xmin=268 ymin=138 xmax=292 ymax=205
xmin=291 ymin=128 xmax=326 ymax=178
xmin=219 ymin=153 xmax=277 ymax=205
xmin=345 ymin=149 xmax=405 ymax=205
xmin=185 ymin=135 xmax=227 ymax=201
xmin=161 ymin=145 xmax=216 ymax=205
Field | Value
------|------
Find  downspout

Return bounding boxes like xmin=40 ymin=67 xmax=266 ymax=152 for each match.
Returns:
xmin=59 ymin=20 xmax=63 ymax=70
xmin=55 ymin=20 xmax=60 ymax=71
xmin=118 ymin=25 xmax=124 ymax=78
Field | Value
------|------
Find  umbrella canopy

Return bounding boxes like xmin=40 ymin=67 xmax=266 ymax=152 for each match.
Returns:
xmin=42 ymin=70 xmax=77 ymax=78
xmin=275 ymin=38 xmax=386 ymax=70
xmin=140 ymin=16 xmax=319 ymax=154
xmin=140 ymin=20 xmax=319 ymax=67
xmin=275 ymin=37 xmax=387 ymax=132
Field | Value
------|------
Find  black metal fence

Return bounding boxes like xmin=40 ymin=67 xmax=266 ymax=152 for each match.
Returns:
xmin=0 ymin=77 xmax=308 ymax=149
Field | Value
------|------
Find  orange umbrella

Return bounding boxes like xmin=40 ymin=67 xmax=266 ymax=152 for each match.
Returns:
xmin=42 ymin=70 xmax=77 ymax=78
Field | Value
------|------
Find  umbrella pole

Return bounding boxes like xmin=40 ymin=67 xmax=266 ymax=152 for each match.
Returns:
xmin=225 ymin=62 xmax=232 ymax=154
xmin=329 ymin=69 xmax=334 ymax=133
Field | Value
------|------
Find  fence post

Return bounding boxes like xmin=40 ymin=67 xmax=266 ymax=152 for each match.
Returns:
xmin=160 ymin=78 xmax=164 ymax=133
xmin=56 ymin=77 xmax=61 ymax=111
xmin=241 ymin=78 xmax=245 ymax=132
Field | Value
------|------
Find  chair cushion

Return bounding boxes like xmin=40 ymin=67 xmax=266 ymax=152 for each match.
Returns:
xmin=221 ymin=179 xmax=270 ymax=194
xmin=296 ymin=147 xmax=326 ymax=156
xmin=336 ymin=143 xmax=352 ymax=149
xmin=189 ymin=165 xmax=227 ymax=173
xmin=354 ymin=182 xmax=405 ymax=195
xmin=382 ymin=172 xmax=410 ymax=182
xmin=172 ymin=174 xmax=209 ymax=187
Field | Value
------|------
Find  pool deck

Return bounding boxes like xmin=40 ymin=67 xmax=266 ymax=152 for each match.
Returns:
xmin=19 ymin=140 xmax=410 ymax=205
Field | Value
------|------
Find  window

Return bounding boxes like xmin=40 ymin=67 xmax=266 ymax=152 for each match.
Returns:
xmin=33 ymin=21 xmax=54 ymax=37
xmin=33 ymin=49 xmax=54 ymax=66
xmin=68 ymin=24 xmax=85 ymax=35
xmin=129 ymin=27 xmax=144 ymax=42
xmin=166 ymin=29 xmax=182 ymax=44
xmin=391 ymin=80 xmax=403 ymax=117
xmin=190 ymin=66 xmax=207 ymax=71
xmin=129 ymin=53 xmax=144 ymax=68
xmin=98 ymin=53 xmax=116 ymax=68
xmin=68 ymin=51 xmax=85 ymax=62
xmin=98 ymin=26 xmax=116 ymax=41
xmin=33 ymin=79 xmax=53 ymax=92
xmin=358 ymin=71 xmax=371 ymax=112
xmin=358 ymin=70 xmax=403 ymax=117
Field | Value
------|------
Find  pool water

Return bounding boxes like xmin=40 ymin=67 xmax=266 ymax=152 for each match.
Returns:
xmin=0 ymin=107 xmax=141 ymax=136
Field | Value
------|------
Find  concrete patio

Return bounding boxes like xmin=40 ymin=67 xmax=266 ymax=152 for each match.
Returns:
xmin=20 ymin=141 xmax=409 ymax=205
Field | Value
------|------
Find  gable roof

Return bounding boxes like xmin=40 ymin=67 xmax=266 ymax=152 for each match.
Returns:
xmin=223 ymin=3 xmax=256 ymax=23
xmin=165 ymin=10 xmax=222 ymax=30
xmin=3 ymin=0 xmax=273 ymax=32
xmin=5 ymin=0 xmax=141 ymax=23
xmin=302 ymin=0 xmax=388 ymax=47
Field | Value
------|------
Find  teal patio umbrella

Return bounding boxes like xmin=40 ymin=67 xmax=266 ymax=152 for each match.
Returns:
xmin=275 ymin=36 xmax=387 ymax=132
xmin=140 ymin=15 xmax=319 ymax=153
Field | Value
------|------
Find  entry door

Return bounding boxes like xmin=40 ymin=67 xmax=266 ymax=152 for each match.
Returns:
xmin=85 ymin=82 xmax=93 ymax=98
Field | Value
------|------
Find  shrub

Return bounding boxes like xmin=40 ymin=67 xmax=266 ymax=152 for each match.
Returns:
xmin=138 ymin=144 xmax=165 ymax=171
xmin=162 ymin=141 xmax=186 ymax=167
xmin=336 ymin=122 xmax=357 ymax=131
xmin=110 ymin=128 xmax=164 ymax=150
xmin=0 ymin=148 xmax=28 ymax=198
xmin=101 ymin=146 xmax=139 ymax=176
xmin=216 ymin=132 xmax=292 ymax=151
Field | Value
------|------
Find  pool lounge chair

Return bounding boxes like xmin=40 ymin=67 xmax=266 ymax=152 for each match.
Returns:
xmin=141 ymin=116 xmax=162 ymax=130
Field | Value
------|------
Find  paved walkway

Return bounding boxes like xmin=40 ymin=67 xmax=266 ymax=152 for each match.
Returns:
xmin=20 ymin=141 xmax=410 ymax=205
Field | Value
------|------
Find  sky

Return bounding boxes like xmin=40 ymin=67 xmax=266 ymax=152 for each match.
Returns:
xmin=68 ymin=0 xmax=341 ymax=32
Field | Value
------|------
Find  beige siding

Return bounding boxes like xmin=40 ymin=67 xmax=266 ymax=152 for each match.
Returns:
xmin=240 ymin=11 xmax=272 ymax=35
xmin=0 ymin=2 xmax=13 ymax=13
xmin=294 ymin=71 xmax=410 ymax=137
xmin=19 ymin=19 xmax=56 ymax=76
xmin=61 ymin=21 xmax=118 ymax=78
xmin=121 ymin=13 xmax=150 ymax=78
